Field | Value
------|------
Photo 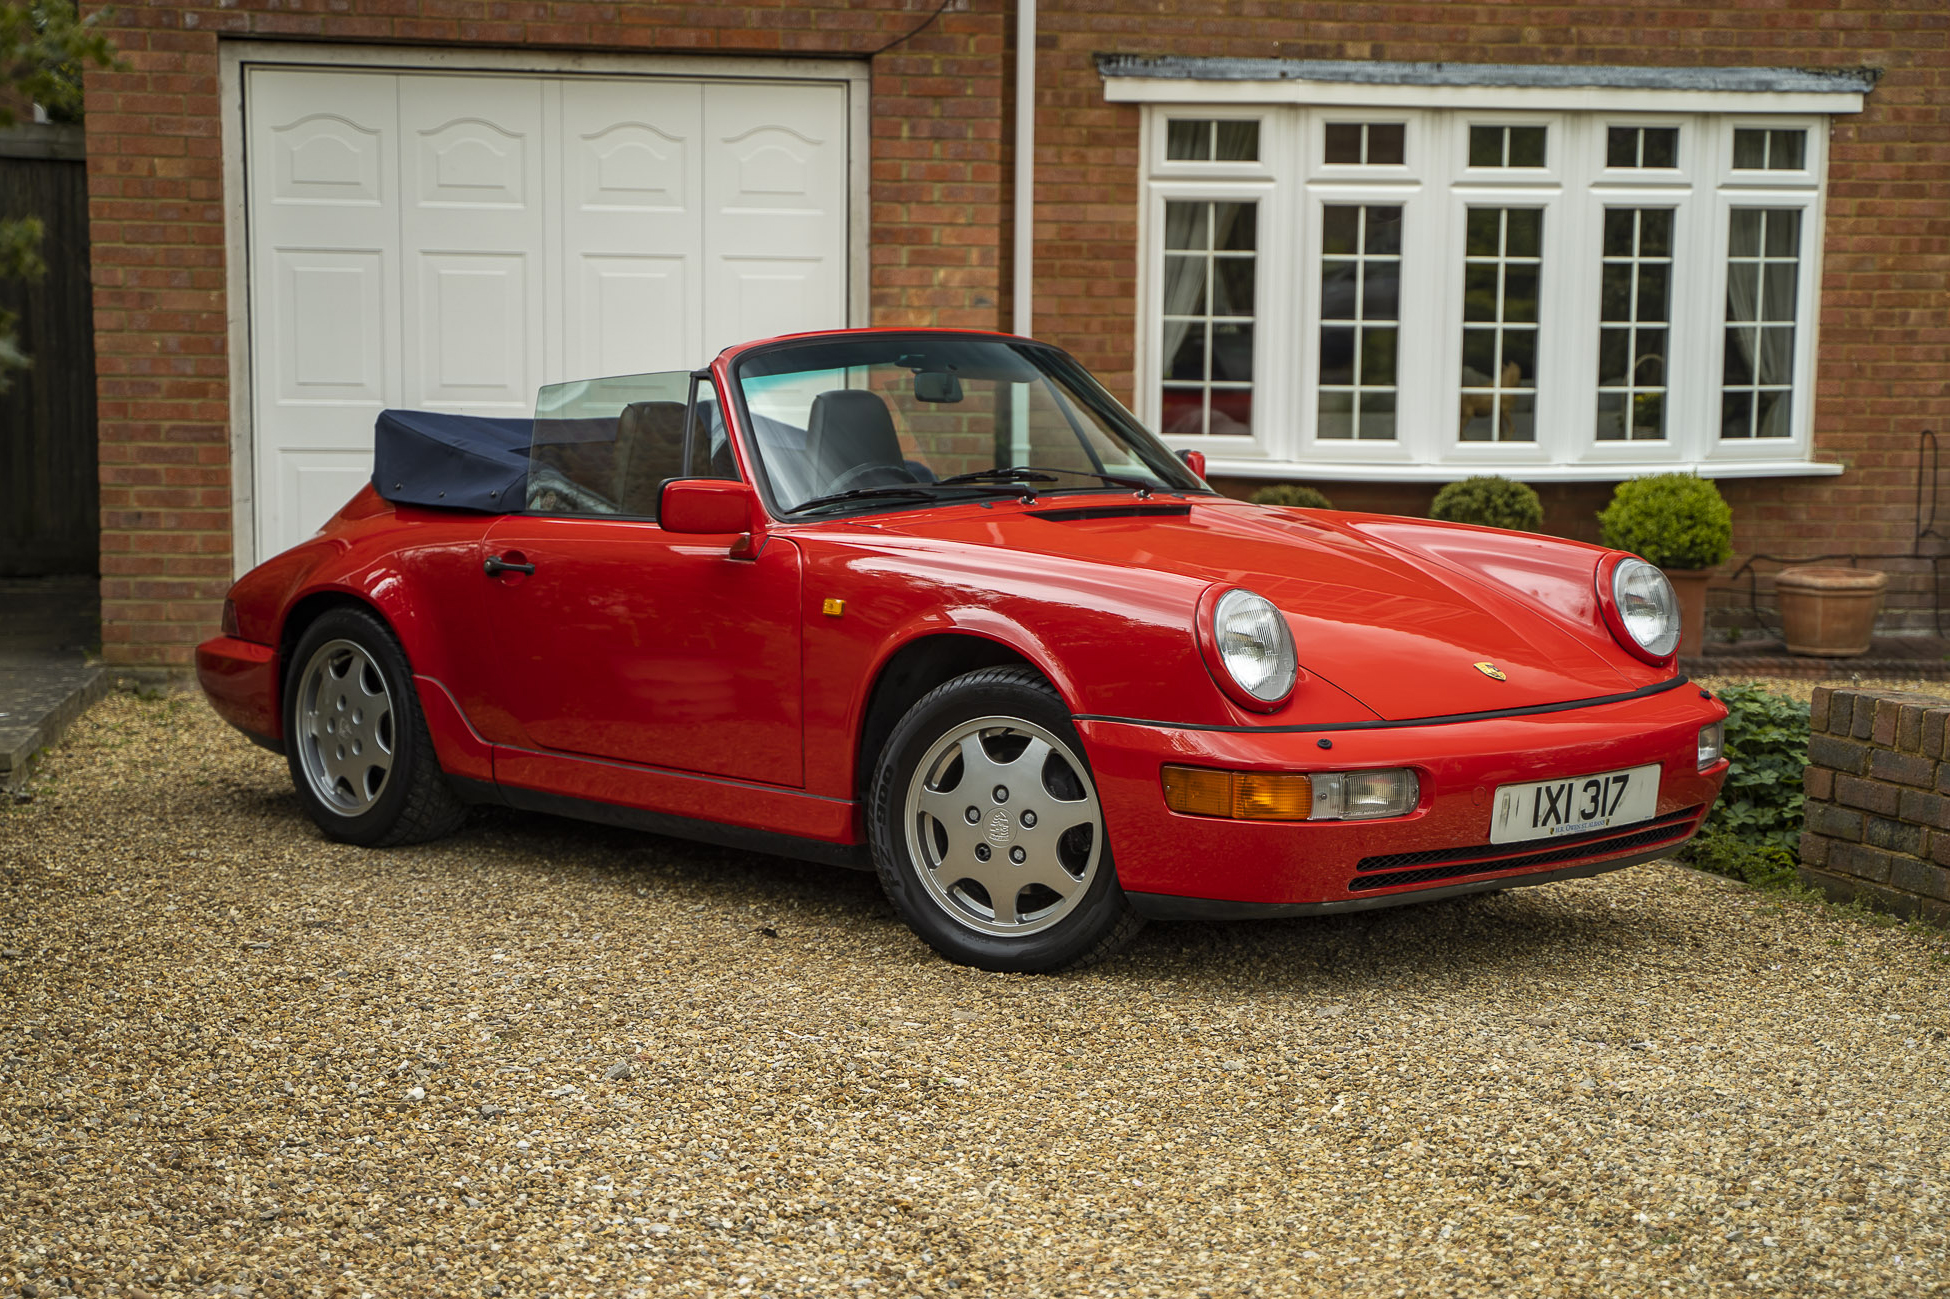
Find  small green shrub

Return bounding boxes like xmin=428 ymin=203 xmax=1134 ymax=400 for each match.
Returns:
xmin=1596 ymin=473 xmax=1733 ymax=570
xmin=1251 ymin=484 xmax=1335 ymax=510
xmin=1683 ymin=826 xmax=1801 ymax=890
xmin=1428 ymin=476 xmax=1543 ymax=532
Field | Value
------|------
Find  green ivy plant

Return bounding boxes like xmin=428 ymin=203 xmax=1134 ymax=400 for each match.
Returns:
xmin=1428 ymin=476 xmax=1543 ymax=532
xmin=1250 ymin=484 xmax=1334 ymax=510
xmin=1596 ymin=473 xmax=1733 ymax=570
xmin=1705 ymin=682 xmax=1809 ymax=851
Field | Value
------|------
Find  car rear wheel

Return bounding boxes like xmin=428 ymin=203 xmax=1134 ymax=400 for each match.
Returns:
xmin=868 ymin=666 xmax=1143 ymax=972
xmin=284 ymin=607 xmax=467 ymax=847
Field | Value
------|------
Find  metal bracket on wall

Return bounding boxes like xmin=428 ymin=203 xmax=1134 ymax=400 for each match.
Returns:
xmin=1725 ymin=429 xmax=1947 ymax=638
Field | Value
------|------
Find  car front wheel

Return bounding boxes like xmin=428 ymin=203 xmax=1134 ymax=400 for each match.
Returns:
xmin=868 ymin=666 xmax=1143 ymax=972
xmin=284 ymin=606 xmax=467 ymax=847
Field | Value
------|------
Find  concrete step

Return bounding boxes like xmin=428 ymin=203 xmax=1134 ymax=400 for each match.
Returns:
xmin=0 ymin=655 xmax=109 ymax=791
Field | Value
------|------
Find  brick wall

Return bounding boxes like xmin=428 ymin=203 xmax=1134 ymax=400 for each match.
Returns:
xmin=1800 ymin=687 xmax=1950 ymax=925
xmin=79 ymin=0 xmax=1008 ymax=667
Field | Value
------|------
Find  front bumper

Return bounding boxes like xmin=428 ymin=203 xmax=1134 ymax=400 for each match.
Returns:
xmin=1080 ymin=682 xmax=1727 ymax=910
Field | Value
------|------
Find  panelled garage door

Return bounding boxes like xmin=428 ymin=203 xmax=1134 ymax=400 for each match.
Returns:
xmin=244 ymin=66 xmax=849 ymax=558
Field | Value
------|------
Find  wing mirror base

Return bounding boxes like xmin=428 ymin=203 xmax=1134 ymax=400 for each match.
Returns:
xmin=660 ymin=478 xmax=767 ymax=559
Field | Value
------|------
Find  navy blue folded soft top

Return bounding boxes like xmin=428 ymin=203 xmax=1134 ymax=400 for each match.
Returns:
xmin=370 ymin=409 xmax=533 ymax=512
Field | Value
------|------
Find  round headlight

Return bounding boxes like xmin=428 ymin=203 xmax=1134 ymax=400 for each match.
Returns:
xmin=1611 ymin=557 xmax=1681 ymax=659
xmin=1213 ymin=588 xmax=1298 ymax=704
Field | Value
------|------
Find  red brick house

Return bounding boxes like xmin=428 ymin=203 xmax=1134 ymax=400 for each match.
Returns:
xmin=75 ymin=0 xmax=1950 ymax=669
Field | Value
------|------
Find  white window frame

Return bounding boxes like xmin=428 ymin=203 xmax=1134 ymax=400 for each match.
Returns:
xmin=1119 ymin=81 xmax=1854 ymax=481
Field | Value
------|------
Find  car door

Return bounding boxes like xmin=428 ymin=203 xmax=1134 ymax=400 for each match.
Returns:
xmin=478 ymin=380 xmax=804 ymax=789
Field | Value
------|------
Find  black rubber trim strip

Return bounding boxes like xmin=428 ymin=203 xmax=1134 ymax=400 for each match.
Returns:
xmin=1350 ymin=820 xmax=1696 ymax=891
xmin=448 ymin=775 xmax=871 ymax=871
xmin=238 ymin=727 xmax=285 ymax=757
xmin=1125 ymin=845 xmax=1675 ymax=921
xmin=1076 ymin=674 xmax=1692 ymax=735
xmin=1355 ymin=805 xmax=1701 ymax=872
xmin=1026 ymin=503 xmax=1193 ymax=521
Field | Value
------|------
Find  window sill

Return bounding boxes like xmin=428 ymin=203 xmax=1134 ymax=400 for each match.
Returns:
xmin=1195 ymin=456 xmax=1846 ymax=483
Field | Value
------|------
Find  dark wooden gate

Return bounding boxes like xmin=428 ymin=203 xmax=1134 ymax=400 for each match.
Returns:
xmin=0 ymin=123 xmax=98 ymax=577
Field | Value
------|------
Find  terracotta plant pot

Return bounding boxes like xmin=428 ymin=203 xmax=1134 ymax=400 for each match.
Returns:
xmin=1776 ymin=565 xmax=1887 ymax=658
xmin=1661 ymin=567 xmax=1713 ymax=658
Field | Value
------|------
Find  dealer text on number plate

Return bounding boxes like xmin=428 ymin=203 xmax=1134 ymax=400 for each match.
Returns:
xmin=1488 ymin=763 xmax=1661 ymax=845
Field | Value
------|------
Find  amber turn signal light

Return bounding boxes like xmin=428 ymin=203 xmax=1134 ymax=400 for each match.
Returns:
xmin=1161 ymin=766 xmax=1314 ymax=821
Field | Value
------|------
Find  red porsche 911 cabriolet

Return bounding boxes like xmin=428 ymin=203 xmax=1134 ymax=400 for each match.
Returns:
xmin=199 ymin=328 xmax=1728 ymax=972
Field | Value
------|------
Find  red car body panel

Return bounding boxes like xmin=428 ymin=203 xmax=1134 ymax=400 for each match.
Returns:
xmin=198 ymin=328 xmax=1729 ymax=912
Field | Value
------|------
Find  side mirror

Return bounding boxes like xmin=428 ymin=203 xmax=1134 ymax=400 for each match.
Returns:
xmin=660 ymin=478 xmax=755 ymax=534
xmin=1177 ymin=448 xmax=1207 ymax=480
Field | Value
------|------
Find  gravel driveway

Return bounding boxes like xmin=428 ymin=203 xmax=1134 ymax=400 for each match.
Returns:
xmin=4 ymin=692 xmax=1948 ymax=1298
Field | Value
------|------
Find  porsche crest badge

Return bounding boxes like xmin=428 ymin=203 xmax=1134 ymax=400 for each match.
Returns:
xmin=1474 ymin=661 xmax=1507 ymax=681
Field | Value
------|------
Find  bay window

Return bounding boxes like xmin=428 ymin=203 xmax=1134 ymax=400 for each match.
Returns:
xmin=1111 ymin=60 xmax=1868 ymax=480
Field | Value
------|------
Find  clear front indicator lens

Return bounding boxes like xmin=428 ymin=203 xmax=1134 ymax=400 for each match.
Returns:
xmin=1213 ymin=588 xmax=1299 ymax=703
xmin=1698 ymin=720 xmax=1726 ymax=770
xmin=1163 ymin=766 xmax=1416 ymax=821
xmin=1312 ymin=770 xmax=1420 ymax=821
xmin=1612 ymin=558 xmax=1682 ymax=658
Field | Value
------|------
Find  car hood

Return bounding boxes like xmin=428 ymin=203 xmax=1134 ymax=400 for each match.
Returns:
xmin=854 ymin=497 xmax=1644 ymax=722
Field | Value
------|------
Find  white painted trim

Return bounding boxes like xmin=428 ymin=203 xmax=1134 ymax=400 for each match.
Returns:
xmin=217 ymin=40 xmax=870 ymax=573
xmin=1196 ymin=457 xmax=1845 ymax=482
xmin=1013 ymin=0 xmax=1035 ymax=336
xmin=1105 ymin=77 xmax=1864 ymax=117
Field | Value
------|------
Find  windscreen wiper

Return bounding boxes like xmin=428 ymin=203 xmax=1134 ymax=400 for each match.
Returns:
xmin=934 ymin=468 xmax=1061 ymax=486
xmin=942 ymin=465 xmax=1155 ymax=495
xmin=783 ymin=482 xmax=1026 ymax=516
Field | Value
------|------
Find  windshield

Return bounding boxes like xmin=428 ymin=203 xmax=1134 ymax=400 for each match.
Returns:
xmin=730 ymin=335 xmax=1207 ymax=514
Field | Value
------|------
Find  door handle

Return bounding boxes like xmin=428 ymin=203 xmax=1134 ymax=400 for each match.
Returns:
xmin=484 ymin=553 xmax=536 ymax=577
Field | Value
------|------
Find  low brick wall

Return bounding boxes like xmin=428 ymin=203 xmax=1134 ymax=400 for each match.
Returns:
xmin=1799 ymin=687 xmax=1950 ymax=926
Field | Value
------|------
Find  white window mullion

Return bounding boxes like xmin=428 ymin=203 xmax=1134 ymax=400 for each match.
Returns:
xmin=1398 ymin=107 xmax=1444 ymax=468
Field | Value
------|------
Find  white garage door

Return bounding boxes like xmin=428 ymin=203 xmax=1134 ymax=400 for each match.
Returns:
xmin=244 ymin=65 xmax=850 ymax=558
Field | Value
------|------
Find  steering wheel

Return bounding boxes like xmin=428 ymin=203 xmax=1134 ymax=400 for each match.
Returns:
xmin=824 ymin=462 xmax=917 ymax=494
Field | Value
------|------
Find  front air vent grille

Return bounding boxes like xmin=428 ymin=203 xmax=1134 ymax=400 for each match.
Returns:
xmin=1347 ymin=807 xmax=1702 ymax=894
xmin=1025 ymin=503 xmax=1192 ymax=522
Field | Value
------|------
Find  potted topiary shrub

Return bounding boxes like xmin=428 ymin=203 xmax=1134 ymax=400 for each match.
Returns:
xmin=1596 ymin=473 xmax=1734 ymax=657
xmin=1428 ymin=475 xmax=1543 ymax=532
xmin=1250 ymin=484 xmax=1335 ymax=510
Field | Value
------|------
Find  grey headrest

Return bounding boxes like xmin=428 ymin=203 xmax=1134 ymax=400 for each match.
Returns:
xmin=806 ymin=389 xmax=903 ymax=475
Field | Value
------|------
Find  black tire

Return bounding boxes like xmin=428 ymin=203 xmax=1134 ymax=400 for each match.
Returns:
xmin=868 ymin=666 xmax=1144 ymax=972
xmin=283 ymin=606 xmax=467 ymax=847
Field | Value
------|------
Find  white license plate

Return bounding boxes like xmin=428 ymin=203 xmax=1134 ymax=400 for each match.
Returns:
xmin=1489 ymin=763 xmax=1661 ymax=845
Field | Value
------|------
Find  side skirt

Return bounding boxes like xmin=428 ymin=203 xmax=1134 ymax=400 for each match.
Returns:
xmin=1125 ymin=847 xmax=1672 ymax=921
xmin=449 ymin=775 xmax=872 ymax=872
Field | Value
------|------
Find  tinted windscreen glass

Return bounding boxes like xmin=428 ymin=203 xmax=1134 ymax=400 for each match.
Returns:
xmin=732 ymin=337 xmax=1206 ymax=513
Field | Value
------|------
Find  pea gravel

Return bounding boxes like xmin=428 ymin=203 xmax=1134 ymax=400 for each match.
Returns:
xmin=3 ymin=690 xmax=1948 ymax=1299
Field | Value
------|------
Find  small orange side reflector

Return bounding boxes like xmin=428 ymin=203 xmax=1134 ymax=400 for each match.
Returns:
xmin=1162 ymin=765 xmax=1313 ymax=821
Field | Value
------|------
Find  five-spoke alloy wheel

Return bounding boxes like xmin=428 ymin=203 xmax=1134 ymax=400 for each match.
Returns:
xmin=283 ymin=607 xmax=467 ymax=847
xmin=870 ymin=667 xmax=1142 ymax=971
